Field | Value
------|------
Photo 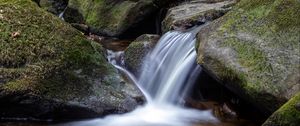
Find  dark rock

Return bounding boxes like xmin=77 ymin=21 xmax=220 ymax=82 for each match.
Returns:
xmin=196 ymin=0 xmax=300 ymax=114
xmin=0 ymin=0 xmax=142 ymax=120
xmin=38 ymin=0 xmax=68 ymax=15
xmin=295 ymin=102 xmax=300 ymax=111
xmin=71 ymin=23 xmax=89 ymax=34
xmin=125 ymin=34 xmax=160 ymax=77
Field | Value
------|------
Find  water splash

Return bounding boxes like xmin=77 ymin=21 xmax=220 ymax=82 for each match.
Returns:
xmin=59 ymin=27 xmax=218 ymax=126
xmin=61 ymin=104 xmax=216 ymax=126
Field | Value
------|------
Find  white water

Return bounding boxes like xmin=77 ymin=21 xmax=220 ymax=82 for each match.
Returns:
xmin=60 ymin=28 xmax=218 ymax=126
xmin=139 ymin=30 xmax=201 ymax=104
xmin=58 ymin=8 xmax=67 ymax=20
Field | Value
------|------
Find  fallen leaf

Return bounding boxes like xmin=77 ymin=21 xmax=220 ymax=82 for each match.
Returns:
xmin=11 ymin=31 xmax=21 ymax=38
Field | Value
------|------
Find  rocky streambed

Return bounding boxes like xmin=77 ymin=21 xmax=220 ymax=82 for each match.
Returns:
xmin=0 ymin=0 xmax=299 ymax=126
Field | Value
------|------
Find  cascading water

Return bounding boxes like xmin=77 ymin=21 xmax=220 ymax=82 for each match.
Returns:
xmin=60 ymin=27 xmax=218 ymax=126
xmin=139 ymin=29 xmax=201 ymax=104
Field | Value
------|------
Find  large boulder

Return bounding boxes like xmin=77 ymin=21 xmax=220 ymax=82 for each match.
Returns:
xmin=263 ymin=93 xmax=300 ymax=126
xmin=125 ymin=34 xmax=160 ymax=77
xmin=162 ymin=0 xmax=237 ymax=33
xmin=0 ymin=0 xmax=142 ymax=120
xmin=63 ymin=0 xmax=159 ymax=37
xmin=196 ymin=0 xmax=300 ymax=114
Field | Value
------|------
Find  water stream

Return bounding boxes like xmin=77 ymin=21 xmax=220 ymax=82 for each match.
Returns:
xmin=59 ymin=28 xmax=218 ymax=126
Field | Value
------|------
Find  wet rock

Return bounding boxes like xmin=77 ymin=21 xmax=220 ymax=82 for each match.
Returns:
xmin=37 ymin=0 xmax=68 ymax=15
xmin=125 ymin=34 xmax=160 ymax=77
xmin=0 ymin=0 xmax=142 ymax=120
xmin=263 ymin=93 xmax=300 ymax=126
xmin=63 ymin=0 xmax=160 ymax=37
xmin=196 ymin=0 xmax=300 ymax=114
xmin=162 ymin=0 xmax=237 ymax=33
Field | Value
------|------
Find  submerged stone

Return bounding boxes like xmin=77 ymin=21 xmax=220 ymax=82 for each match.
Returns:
xmin=0 ymin=0 xmax=141 ymax=120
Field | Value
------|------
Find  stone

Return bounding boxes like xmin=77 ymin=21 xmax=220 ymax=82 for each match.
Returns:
xmin=196 ymin=0 xmax=300 ymax=114
xmin=63 ymin=0 xmax=159 ymax=37
xmin=263 ymin=93 xmax=300 ymax=126
xmin=0 ymin=0 xmax=142 ymax=120
xmin=38 ymin=0 xmax=68 ymax=15
xmin=125 ymin=34 xmax=160 ymax=77
xmin=162 ymin=0 xmax=237 ymax=33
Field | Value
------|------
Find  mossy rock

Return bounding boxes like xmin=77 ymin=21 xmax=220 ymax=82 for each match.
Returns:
xmin=63 ymin=0 xmax=158 ymax=37
xmin=162 ymin=0 xmax=237 ymax=33
xmin=196 ymin=0 xmax=300 ymax=114
xmin=0 ymin=0 xmax=141 ymax=120
xmin=263 ymin=93 xmax=300 ymax=126
xmin=125 ymin=34 xmax=160 ymax=77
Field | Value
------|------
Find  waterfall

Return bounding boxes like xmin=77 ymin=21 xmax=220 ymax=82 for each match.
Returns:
xmin=139 ymin=29 xmax=201 ymax=105
xmin=60 ymin=27 xmax=218 ymax=126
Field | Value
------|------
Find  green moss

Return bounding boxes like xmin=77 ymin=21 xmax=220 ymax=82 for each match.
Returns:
xmin=124 ymin=34 xmax=159 ymax=75
xmin=263 ymin=93 xmax=300 ymax=126
xmin=65 ymin=0 xmax=158 ymax=36
xmin=0 ymin=0 xmax=116 ymax=100
xmin=222 ymin=0 xmax=300 ymax=32
xmin=109 ymin=1 xmax=135 ymax=29
xmin=68 ymin=0 xmax=136 ymax=34
xmin=198 ymin=0 xmax=300 ymax=112
xmin=237 ymin=0 xmax=300 ymax=30
xmin=125 ymin=42 xmax=146 ymax=73
xmin=219 ymin=0 xmax=299 ymax=91
xmin=222 ymin=37 xmax=269 ymax=72
xmin=220 ymin=36 xmax=278 ymax=95
xmin=39 ymin=0 xmax=52 ymax=9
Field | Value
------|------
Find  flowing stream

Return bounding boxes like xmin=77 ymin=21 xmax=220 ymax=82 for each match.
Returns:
xmin=60 ymin=27 xmax=218 ymax=126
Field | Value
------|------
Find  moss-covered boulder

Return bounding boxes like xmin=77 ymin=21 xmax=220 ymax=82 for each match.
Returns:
xmin=125 ymin=34 xmax=160 ymax=77
xmin=63 ymin=0 xmax=159 ymax=37
xmin=162 ymin=0 xmax=237 ymax=33
xmin=263 ymin=93 xmax=300 ymax=126
xmin=0 ymin=0 xmax=141 ymax=120
xmin=36 ymin=0 xmax=68 ymax=15
xmin=196 ymin=0 xmax=300 ymax=114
